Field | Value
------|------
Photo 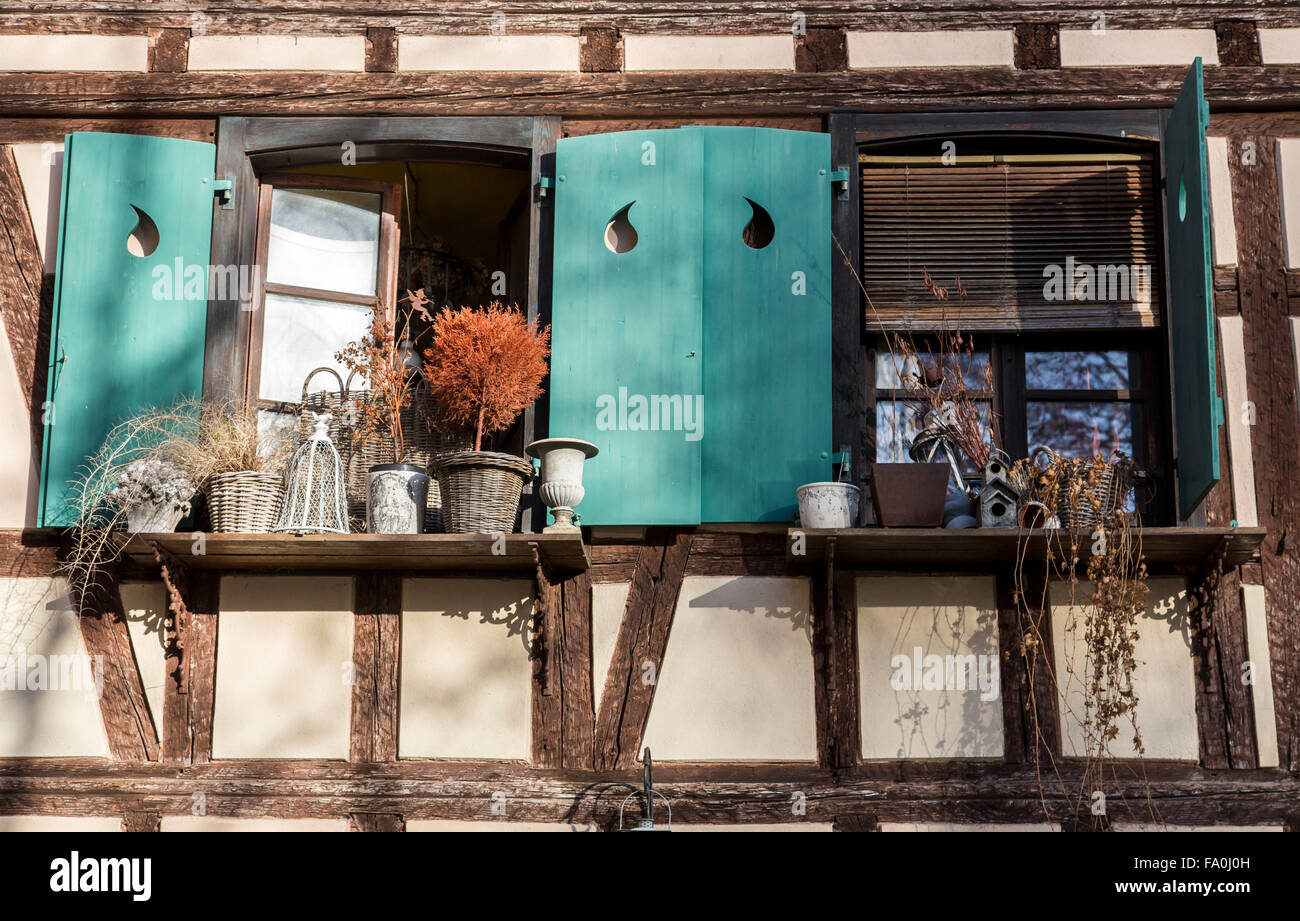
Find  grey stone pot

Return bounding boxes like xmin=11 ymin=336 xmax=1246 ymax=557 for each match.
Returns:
xmin=366 ymin=463 xmax=430 ymax=535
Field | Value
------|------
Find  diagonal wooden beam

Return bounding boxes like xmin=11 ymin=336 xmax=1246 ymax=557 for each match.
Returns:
xmin=593 ymin=529 xmax=691 ymax=771
xmin=75 ymin=569 xmax=160 ymax=762
xmin=349 ymin=573 xmax=401 ymax=763
xmin=0 ymin=144 xmax=48 ymax=430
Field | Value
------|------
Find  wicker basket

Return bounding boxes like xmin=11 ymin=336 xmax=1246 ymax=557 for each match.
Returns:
xmin=296 ymin=367 xmax=471 ymax=532
xmin=206 ymin=471 xmax=285 ymax=533
xmin=1032 ymin=448 xmax=1133 ymax=530
xmin=435 ymin=451 xmax=534 ymax=534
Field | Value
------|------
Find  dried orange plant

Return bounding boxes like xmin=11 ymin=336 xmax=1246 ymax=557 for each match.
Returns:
xmin=422 ymin=302 xmax=550 ymax=452
xmin=335 ymin=307 xmax=421 ymax=464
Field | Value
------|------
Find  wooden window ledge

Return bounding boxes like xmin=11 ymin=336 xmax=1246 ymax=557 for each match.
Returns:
xmin=116 ymin=532 xmax=589 ymax=574
xmin=785 ymin=526 xmax=1265 ymax=572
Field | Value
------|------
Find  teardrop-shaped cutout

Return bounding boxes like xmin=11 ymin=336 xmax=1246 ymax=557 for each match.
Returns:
xmin=742 ymin=198 xmax=774 ymax=249
xmin=604 ymin=201 xmax=638 ymax=254
xmin=126 ymin=204 xmax=159 ymax=258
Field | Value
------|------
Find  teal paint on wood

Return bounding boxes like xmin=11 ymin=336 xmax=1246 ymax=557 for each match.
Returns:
xmin=1165 ymin=59 xmax=1221 ymax=520
xmin=550 ymin=129 xmax=704 ymax=525
xmin=695 ymin=126 xmax=831 ymax=522
xmin=38 ymin=132 xmax=215 ymax=527
xmin=550 ymin=127 xmax=832 ymax=525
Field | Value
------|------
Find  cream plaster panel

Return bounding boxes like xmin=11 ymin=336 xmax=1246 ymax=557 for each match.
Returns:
xmin=1259 ymin=28 xmax=1300 ymax=64
xmin=0 ymin=35 xmax=148 ymax=71
xmin=1276 ymin=139 xmax=1300 ymax=269
xmin=623 ymin=35 xmax=793 ymax=71
xmin=212 ymin=576 xmax=353 ymax=760
xmin=590 ymin=581 xmax=629 ymax=710
xmin=1113 ymin=823 xmax=1283 ymax=832
xmin=0 ymin=816 xmax=122 ymax=832
xmin=9 ymin=142 xmax=62 ymax=275
xmin=399 ymin=578 xmax=533 ymax=760
xmin=1059 ymin=29 xmax=1219 ymax=67
xmin=0 ymin=314 xmax=39 ymax=529
xmin=1050 ymin=576 xmax=1198 ymax=760
xmin=1241 ymin=584 xmax=1279 ymax=768
xmin=881 ymin=823 xmax=1060 ymax=832
xmin=847 ymin=31 xmax=1014 ymax=68
xmin=399 ymin=35 xmax=580 ymax=72
xmin=407 ymin=820 xmax=598 ymax=832
xmin=161 ymin=817 xmax=347 ymax=832
xmin=0 ymin=577 xmax=110 ymax=757
xmin=641 ymin=576 xmax=816 ymax=762
xmin=119 ymin=580 xmax=168 ymax=738
xmin=188 ymin=35 xmax=365 ymax=71
xmin=857 ymin=576 xmax=1004 ymax=760
xmin=1206 ymin=137 xmax=1238 ymax=267
xmin=1217 ymin=316 xmax=1259 ymax=527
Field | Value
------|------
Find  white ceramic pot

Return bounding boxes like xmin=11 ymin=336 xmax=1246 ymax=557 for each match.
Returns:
xmin=125 ymin=497 xmax=191 ymax=533
xmin=796 ymin=482 xmax=862 ymax=529
xmin=366 ymin=463 xmax=430 ymax=534
xmin=525 ymin=438 xmax=599 ymax=532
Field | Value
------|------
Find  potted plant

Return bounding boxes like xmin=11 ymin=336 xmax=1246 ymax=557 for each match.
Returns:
xmin=422 ymin=302 xmax=550 ymax=534
xmin=170 ymin=401 xmax=295 ymax=533
xmin=110 ymin=458 xmax=194 ymax=533
xmin=336 ymin=310 xmax=430 ymax=534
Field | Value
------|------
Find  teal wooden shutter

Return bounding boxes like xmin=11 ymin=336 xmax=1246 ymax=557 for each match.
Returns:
xmin=38 ymin=132 xmax=215 ymax=526
xmin=696 ymin=127 xmax=831 ymax=522
xmin=1165 ymin=59 xmax=1222 ymax=520
xmin=550 ymin=130 xmax=704 ymax=525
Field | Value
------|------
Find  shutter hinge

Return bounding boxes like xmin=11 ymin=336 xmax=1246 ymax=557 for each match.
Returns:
xmin=830 ymin=168 xmax=850 ymax=201
xmin=212 ymin=176 xmax=235 ymax=210
xmin=537 ymin=176 xmax=554 ymax=203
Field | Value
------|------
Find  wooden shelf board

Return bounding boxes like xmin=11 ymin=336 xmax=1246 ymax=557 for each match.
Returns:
xmin=785 ymin=526 xmax=1266 ymax=570
xmin=117 ymin=532 xmax=589 ymax=573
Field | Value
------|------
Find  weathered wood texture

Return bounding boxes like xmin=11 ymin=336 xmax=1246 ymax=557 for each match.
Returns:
xmin=811 ymin=551 xmax=860 ymax=769
xmin=120 ymin=811 xmax=161 ymax=832
xmin=147 ymin=27 xmax=188 ymax=73
xmin=1215 ymin=19 xmax=1262 ymax=66
xmin=563 ymin=117 xmax=822 ymax=138
xmin=6 ymin=68 xmax=1300 ymax=117
xmin=161 ymin=571 xmax=219 ymax=765
xmin=796 ymin=27 xmax=847 ymax=73
xmin=1014 ymin=23 xmax=1060 ymax=70
xmin=579 ymin=26 xmax=622 ymax=73
xmin=531 ymin=551 xmax=563 ymax=768
xmin=1224 ymin=128 xmax=1300 ymax=771
xmin=0 ymin=144 xmax=48 ymax=431
xmin=349 ymin=812 xmax=404 ymax=832
xmin=350 ymin=574 xmax=401 ymax=763
xmin=0 ymin=530 xmax=59 ymax=578
xmin=76 ymin=570 xmax=160 ymax=762
xmin=593 ymin=531 xmax=691 ymax=771
xmin=533 ymin=563 xmax=596 ymax=769
xmin=833 ymin=813 xmax=880 ymax=831
xmin=996 ymin=568 xmax=1059 ymax=764
xmin=365 ymin=27 xmax=397 ymax=73
xmin=1 ymin=759 xmax=1295 ymax=826
xmin=6 ymin=2 xmax=1300 ymax=33
xmin=0 ymin=119 xmax=214 ymax=143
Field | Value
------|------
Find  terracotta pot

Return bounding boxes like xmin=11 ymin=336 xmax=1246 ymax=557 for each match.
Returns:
xmin=869 ymin=463 xmax=950 ymax=527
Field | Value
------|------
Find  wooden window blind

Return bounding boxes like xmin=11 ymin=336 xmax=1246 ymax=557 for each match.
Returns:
xmin=860 ymin=152 xmax=1162 ymax=331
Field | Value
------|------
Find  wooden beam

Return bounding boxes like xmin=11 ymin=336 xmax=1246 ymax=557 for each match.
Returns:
xmin=0 ymin=530 xmax=59 ymax=578
xmin=5 ymin=67 xmax=1300 ymax=118
xmin=1014 ymin=23 xmax=1061 ymax=70
xmin=364 ymin=27 xmax=397 ymax=73
xmin=593 ymin=530 xmax=691 ymax=771
xmin=559 ymin=570 xmax=596 ymax=769
xmin=349 ymin=574 xmax=401 ymax=763
xmin=579 ymin=26 xmax=622 ymax=73
xmin=0 ymin=119 xmax=214 ymax=143
xmin=811 ymin=544 xmax=861 ymax=769
xmin=161 ymin=571 xmax=219 ymax=765
xmin=349 ymin=812 xmax=404 ymax=832
xmin=76 ymin=570 xmax=160 ymax=762
xmin=795 ymin=27 xmax=847 ymax=74
xmin=0 ymin=144 xmax=48 ymax=430
xmin=121 ymin=811 xmax=161 ymax=832
xmin=1 ymin=758 xmax=1295 ymax=826
xmin=996 ymin=567 xmax=1060 ymax=764
xmin=530 ymin=548 xmax=563 ymax=768
xmin=1215 ymin=19 xmax=1263 ymax=66
xmin=147 ymin=27 xmax=189 ymax=73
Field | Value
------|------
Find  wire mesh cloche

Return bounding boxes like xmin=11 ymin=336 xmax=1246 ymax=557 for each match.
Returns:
xmin=274 ymin=412 xmax=349 ymax=534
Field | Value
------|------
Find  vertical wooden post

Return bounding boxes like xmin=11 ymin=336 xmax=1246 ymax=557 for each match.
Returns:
xmin=350 ymin=574 xmax=402 ymax=763
xmin=162 ymin=571 xmax=219 ymax=766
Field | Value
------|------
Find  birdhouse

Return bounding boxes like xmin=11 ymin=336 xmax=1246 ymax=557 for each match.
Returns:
xmin=983 ymin=456 xmax=1011 ymax=487
xmin=979 ymin=479 xmax=1020 ymax=529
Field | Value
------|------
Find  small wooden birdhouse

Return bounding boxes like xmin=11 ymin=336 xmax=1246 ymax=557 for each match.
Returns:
xmin=979 ymin=479 xmax=1019 ymax=529
xmin=983 ymin=456 xmax=1011 ymax=487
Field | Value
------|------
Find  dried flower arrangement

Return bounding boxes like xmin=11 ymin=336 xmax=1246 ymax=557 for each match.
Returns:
xmin=422 ymin=301 xmax=550 ymax=452
xmin=110 ymin=458 xmax=194 ymax=532
xmin=335 ymin=307 xmax=420 ymax=466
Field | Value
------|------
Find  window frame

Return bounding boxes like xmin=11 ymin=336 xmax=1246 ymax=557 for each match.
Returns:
xmin=831 ymin=109 xmax=1184 ymax=523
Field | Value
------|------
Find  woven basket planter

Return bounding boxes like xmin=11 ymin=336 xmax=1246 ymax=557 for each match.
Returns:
xmin=206 ymin=471 xmax=285 ymax=533
xmin=1055 ymin=464 xmax=1132 ymax=530
xmin=435 ymin=451 xmax=534 ymax=534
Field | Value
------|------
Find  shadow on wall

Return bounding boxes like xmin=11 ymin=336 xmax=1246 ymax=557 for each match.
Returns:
xmin=688 ymin=575 xmax=811 ymax=645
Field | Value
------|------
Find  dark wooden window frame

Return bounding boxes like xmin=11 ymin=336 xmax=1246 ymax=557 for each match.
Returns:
xmin=830 ymin=108 xmax=1195 ymax=522
xmin=206 ymin=116 xmax=560 ymax=529
xmin=247 ymin=172 xmax=402 ymax=413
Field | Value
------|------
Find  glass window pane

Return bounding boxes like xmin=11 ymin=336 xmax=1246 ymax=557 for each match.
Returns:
xmin=259 ymin=293 xmax=372 ymax=404
xmin=877 ymin=399 xmax=993 ymax=468
xmin=257 ymin=409 xmax=299 ymax=455
xmin=1027 ymin=401 xmax=1136 ymax=459
xmin=876 ymin=348 xmax=990 ymax=390
xmin=1025 ymin=350 xmax=1136 ymax=390
xmin=266 ymin=187 xmax=382 ymax=296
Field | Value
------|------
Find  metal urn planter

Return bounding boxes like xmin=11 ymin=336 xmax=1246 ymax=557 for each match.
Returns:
xmin=526 ymin=438 xmax=598 ymax=532
xmin=366 ymin=463 xmax=430 ymax=535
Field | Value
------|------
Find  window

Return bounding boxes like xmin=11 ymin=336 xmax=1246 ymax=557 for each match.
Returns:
xmin=858 ymin=135 xmax=1173 ymax=523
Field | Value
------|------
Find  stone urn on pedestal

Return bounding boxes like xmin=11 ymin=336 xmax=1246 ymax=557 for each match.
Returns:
xmin=525 ymin=438 xmax=599 ymax=532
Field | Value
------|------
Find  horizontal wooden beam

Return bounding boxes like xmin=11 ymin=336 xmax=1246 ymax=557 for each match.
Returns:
xmin=2 ymin=67 xmax=1300 ymax=118
xmin=2 ymin=3 xmax=1298 ymax=33
xmin=0 ymin=759 xmax=1295 ymax=826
